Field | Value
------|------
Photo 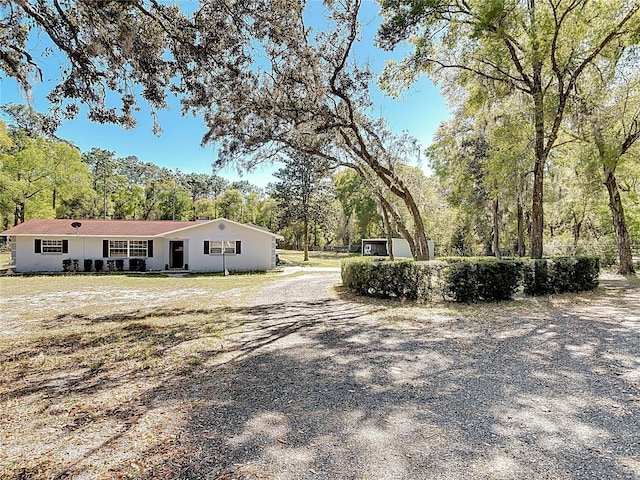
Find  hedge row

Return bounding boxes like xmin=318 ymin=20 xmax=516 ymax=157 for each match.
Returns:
xmin=341 ymin=256 xmax=600 ymax=302
xmin=341 ymin=258 xmax=448 ymax=301
xmin=522 ymin=257 xmax=600 ymax=295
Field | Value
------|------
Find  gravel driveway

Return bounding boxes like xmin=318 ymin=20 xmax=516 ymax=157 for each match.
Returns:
xmin=162 ymin=270 xmax=640 ymax=480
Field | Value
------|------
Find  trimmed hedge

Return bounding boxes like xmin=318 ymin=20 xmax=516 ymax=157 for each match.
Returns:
xmin=341 ymin=258 xmax=448 ymax=301
xmin=443 ymin=258 xmax=524 ymax=302
xmin=523 ymin=256 xmax=599 ymax=295
xmin=341 ymin=255 xmax=599 ymax=302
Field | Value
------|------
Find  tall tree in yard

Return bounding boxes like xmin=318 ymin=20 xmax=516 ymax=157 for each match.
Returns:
xmin=1 ymin=133 xmax=91 ymax=225
xmin=571 ymin=51 xmax=640 ymax=273
xmin=82 ymin=148 xmax=119 ymax=219
xmin=378 ymin=0 xmax=640 ymax=258
xmin=273 ymin=153 xmax=333 ymax=262
xmin=0 ymin=0 xmax=433 ymax=260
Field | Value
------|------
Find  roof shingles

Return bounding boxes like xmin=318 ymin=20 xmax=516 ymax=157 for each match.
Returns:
xmin=1 ymin=219 xmax=198 ymax=237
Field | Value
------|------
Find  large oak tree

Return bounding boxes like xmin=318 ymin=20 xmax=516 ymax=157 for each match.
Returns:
xmin=2 ymin=0 xmax=433 ymax=259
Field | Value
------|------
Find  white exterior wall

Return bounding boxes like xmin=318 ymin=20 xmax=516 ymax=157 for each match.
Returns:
xmin=390 ymin=238 xmax=413 ymax=258
xmin=10 ymin=219 xmax=279 ymax=273
xmin=172 ymin=220 xmax=276 ymax=272
xmin=391 ymin=239 xmax=435 ymax=259
xmin=13 ymin=235 xmax=166 ymax=272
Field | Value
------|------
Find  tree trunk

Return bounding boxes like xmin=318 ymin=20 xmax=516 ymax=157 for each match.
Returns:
xmin=402 ymin=189 xmax=430 ymax=260
xmin=348 ymin=163 xmax=427 ymax=260
xmin=573 ymin=213 xmax=582 ymax=247
xmin=517 ymin=191 xmax=526 ymax=257
xmin=377 ymin=192 xmax=417 ymax=258
xmin=14 ymin=201 xmax=26 ymax=225
xmin=303 ymin=215 xmax=309 ymax=262
xmin=492 ymin=197 xmax=501 ymax=259
xmin=604 ymin=167 xmax=634 ymax=274
xmin=531 ymin=64 xmax=546 ymax=259
xmin=380 ymin=202 xmax=394 ymax=261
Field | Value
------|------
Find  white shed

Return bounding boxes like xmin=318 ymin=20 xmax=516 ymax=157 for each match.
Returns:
xmin=361 ymin=238 xmax=435 ymax=259
xmin=2 ymin=218 xmax=283 ymax=273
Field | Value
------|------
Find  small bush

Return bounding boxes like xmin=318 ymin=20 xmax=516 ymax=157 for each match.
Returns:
xmin=129 ymin=258 xmax=147 ymax=272
xmin=523 ymin=256 xmax=599 ymax=295
xmin=84 ymin=259 xmax=93 ymax=272
xmin=95 ymin=259 xmax=104 ymax=272
xmin=442 ymin=258 xmax=524 ymax=302
xmin=62 ymin=259 xmax=72 ymax=272
xmin=115 ymin=259 xmax=124 ymax=271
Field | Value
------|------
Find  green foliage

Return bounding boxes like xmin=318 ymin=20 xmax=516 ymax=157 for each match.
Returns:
xmin=343 ymin=256 xmax=600 ymax=302
xmin=523 ymin=257 xmax=600 ymax=295
xmin=129 ymin=259 xmax=147 ymax=272
xmin=334 ymin=169 xmax=382 ymax=246
xmin=341 ymin=257 xmax=448 ymax=301
xmin=441 ymin=257 xmax=523 ymax=302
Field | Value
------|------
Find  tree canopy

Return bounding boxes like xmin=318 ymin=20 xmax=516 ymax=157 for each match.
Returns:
xmin=378 ymin=0 xmax=640 ymax=258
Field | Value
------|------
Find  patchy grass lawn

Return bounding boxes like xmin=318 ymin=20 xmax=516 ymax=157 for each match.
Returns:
xmin=277 ymin=249 xmax=359 ymax=267
xmin=0 ymin=273 xmax=277 ymax=479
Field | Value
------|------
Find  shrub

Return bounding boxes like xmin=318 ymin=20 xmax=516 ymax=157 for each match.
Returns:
xmin=341 ymin=258 xmax=447 ymax=301
xmin=95 ymin=259 xmax=104 ymax=272
xmin=129 ymin=258 xmax=147 ymax=272
xmin=62 ymin=259 xmax=72 ymax=272
xmin=84 ymin=259 xmax=93 ymax=272
xmin=343 ymin=255 xmax=599 ymax=303
xmin=523 ymin=256 xmax=599 ymax=295
xmin=115 ymin=259 xmax=124 ymax=271
xmin=442 ymin=257 xmax=524 ymax=302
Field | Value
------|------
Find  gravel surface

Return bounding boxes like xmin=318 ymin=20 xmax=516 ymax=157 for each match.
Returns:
xmin=158 ymin=270 xmax=640 ymax=480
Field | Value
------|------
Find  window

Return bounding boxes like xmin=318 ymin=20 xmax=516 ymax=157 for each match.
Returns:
xmin=109 ymin=240 xmax=128 ymax=257
xmin=207 ymin=240 xmax=238 ymax=255
xmin=108 ymin=240 xmax=149 ymax=257
xmin=42 ymin=239 xmax=63 ymax=254
xmin=35 ymin=239 xmax=68 ymax=254
xmin=129 ymin=240 xmax=148 ymax=257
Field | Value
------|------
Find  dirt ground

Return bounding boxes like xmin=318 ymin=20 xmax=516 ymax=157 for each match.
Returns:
xmin=1 ymin=270 xmax=639 ymax=479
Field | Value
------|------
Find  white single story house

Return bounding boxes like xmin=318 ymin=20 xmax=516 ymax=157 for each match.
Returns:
xmin=1 ymin=218 xmax=283 ymax=273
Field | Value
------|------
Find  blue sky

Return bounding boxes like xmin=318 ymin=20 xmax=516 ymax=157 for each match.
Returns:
xmin=0 ymin=1 xmax=449 ymax=188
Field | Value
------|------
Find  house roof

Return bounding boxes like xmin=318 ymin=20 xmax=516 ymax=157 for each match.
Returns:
xmin=1 ymin=219 xmax=198 ymax=236
xmin=1 ymin=218 xmax=283 ymax=239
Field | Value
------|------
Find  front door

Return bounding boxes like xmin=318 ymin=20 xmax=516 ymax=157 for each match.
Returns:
xmin=170 ymin=241 xmax=184 ymax=269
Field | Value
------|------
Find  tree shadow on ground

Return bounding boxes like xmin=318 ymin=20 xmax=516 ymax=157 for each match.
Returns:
xmin=3 ymin=274 xmax=640 ymax=479
xmin=141 ymin=283 xmax=640 ymax=479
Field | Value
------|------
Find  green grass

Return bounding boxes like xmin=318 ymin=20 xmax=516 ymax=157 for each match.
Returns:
xmin=277 ymin=249 xmax=359 ymax=267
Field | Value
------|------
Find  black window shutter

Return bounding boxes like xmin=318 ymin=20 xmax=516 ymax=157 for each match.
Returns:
xmin=103 ymin=240 xmax=109 ymax=258
xmin=62 ymin=240 xmax=68 ymax=254
xmin=236 ymin=240 xmax=242 ymax=254
xmin=204 ymin=241 xmax=209 ymax=254
xmin=35 ymin=239 xmax=41 ymax=253
xmin=147 ymin=240 xmax=154 ymax=257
